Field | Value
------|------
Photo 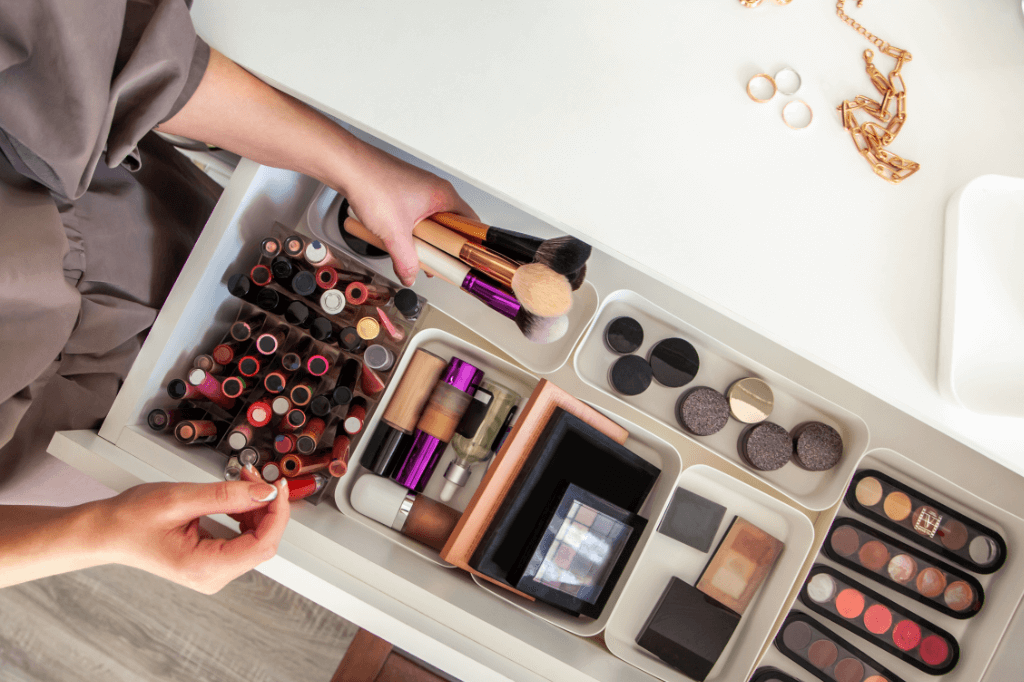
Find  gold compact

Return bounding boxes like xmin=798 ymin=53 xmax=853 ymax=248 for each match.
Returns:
xmin=727 ymin=377 xmax=774 ymax=423
xmin=696 ymin=516 xmax=785 ymax=615
xmin=356 ymin=317 xmax=381 ymax=341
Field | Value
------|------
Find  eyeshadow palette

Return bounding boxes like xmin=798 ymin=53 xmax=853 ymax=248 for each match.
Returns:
xmin=824 ymin=518 xmax=984 ymax=619
xmin=749 ymin=667 xmax=808 ymax=682
xmin=800 ymin=565 xmax=960 ymax=675
xmin=845 ymin=469 xmax=1007 ymax=574
xmin=775 ymin=611 xmax=906 ymax=682
xmin=509 ymin=483 xmax=645 ymax=618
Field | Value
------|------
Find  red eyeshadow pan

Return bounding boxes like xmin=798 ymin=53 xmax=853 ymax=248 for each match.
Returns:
xmin=892 ymin=620 xmax=921 ymax=651
xmin=864 ymin=604 xmax=892 ymax=634
xmin=920 ymin=635 xmax=950 ymax=667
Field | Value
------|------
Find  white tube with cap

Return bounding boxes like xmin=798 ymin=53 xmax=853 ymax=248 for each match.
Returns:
xmin=351 ymin=474 xmax=416 ymax=532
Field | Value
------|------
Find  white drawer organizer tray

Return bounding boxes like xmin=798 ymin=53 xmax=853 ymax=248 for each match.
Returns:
xmin=305 ymin=184 xmax=599 ymax=375
xmin=575 ymin=290 xmax=871 ymax=511
xmin=338 ymin=328 xmax=683 ymax=640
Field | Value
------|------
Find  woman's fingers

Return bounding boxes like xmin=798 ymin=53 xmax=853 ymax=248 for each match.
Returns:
xmin=196 ymin=479 xmax=290 ymax=578
xmin=382 ymin=233 xmax=420 ymax=287
xmin=164 ymin=481 xmax=278 ymax=524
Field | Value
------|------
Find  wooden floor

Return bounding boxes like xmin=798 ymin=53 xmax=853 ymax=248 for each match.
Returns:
xmin=0 ymin=565 xmax=359 ymax=682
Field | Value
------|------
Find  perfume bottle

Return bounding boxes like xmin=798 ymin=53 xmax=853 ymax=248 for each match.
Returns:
xmin=439 ymin=379 xmax=520 ymax=503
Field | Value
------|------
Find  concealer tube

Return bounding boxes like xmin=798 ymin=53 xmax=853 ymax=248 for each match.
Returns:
xmin=392 ymin=357 xmax=484 ymax=493
xmin=351 ymin=475 xmax=462 ymax=551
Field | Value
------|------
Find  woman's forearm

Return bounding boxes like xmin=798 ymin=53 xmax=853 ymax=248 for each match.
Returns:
xmin=157 ymin=49 xmax=361 ymax=193
xmin=0 ymin=503 xmax=107 ymax=588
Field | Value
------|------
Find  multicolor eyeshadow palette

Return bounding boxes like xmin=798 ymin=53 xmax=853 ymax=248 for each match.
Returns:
xmin=696 ymin=516 xmax=785 ymax=616
xmin=845 ymin=469 xmax=1007 ymax=575
xmin=748 ymin=667 xmax=807 ymax=682
xmin=775 ymin=611 xmax=906 ymax=682
xmin=824 ymin=518 xmax=984 ymax=619
xmin=799 ymin=565 xmax=959 ymax=675
xmin=509 ymin=483 xmax=644 ymax=618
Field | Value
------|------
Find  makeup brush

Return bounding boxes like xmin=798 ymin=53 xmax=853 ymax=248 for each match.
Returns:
xmin=343 ymin=217 xmax=568 ymax=343
xmin=411 ymin=219 xmax=573 ymax=318
xmin=430 ymin=212 xmax=592 ymax=276
xmin=565 ymin=264 xmax=586 ymax=292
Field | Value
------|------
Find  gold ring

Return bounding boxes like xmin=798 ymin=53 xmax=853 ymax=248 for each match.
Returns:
xmin=746 ymin=73 xmax=777 ymax=103
xmin=782 ymin=99 xmax=813 ymax=129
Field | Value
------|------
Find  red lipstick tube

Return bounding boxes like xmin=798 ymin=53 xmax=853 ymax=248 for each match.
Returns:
xmin=296 ymin=417 xmax=326 ymax=454
xmin=287 ymin=472 xmax=328 ymax=501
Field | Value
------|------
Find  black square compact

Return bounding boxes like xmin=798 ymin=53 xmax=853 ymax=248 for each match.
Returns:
xmin=470 ymin=408 xmax=660 ymax=590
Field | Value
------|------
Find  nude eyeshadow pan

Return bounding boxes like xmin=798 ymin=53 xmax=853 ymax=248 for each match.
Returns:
xmin=800 ymin=565 xmax=960 ymax=675
xmin=844 ymin=469 xmax=1007 ymax=574
xmin=824 ymin=518 xmax=984 ymax=619
xmin=775 ymin=612 xmax=906 ymax=682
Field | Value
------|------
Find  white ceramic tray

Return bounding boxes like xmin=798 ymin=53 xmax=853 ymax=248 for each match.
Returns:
xmin=470 ymin=403 xmax=682 ymax=638
xmin=335 ymin=328 xmax=539 ymax=568
xmin=574 ymin=289 xmax=871 ymax=511
xmin=604 ymin=464 xmax=815 ymax=682
xmin=808 ymin=447 xmax=1024 ymax=682
xmin=305 ymin=185 xmax=599 ymax=375
xmin=939 ymin=174 xmax=1024 ymax=417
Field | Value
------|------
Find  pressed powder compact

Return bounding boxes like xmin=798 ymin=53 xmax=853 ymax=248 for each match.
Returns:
xmin=657 ymin=486 xmax=727 ymax=553
xmin=696 ymin=516 xmax=785 ymax=616
xmin=727 ymin=377 xmax=774 ymax=423
xmin=676 ymin=386 xmax=730 ymax=436
xmin=792 ymin=422 xmax=844 ymax=471
xmin=740 ymin=422 xmax=792 ymax=471
xmin=647 ymin=337 xmax=700 ymax=388
xmin=636 ymin=577 xmax=742 ymax=681
xmin=604 ymin=316 xmax=644 ymax=354
xmin=609 ymin=354 xmax=653 ymax=396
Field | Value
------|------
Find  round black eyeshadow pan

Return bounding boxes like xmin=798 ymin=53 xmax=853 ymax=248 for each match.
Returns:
xmin=604 ymin=316 xmax=644 ymax=354
xmin=648 ymin=337 xmax=699 ymax=388
xmin=609 ymin=355 xmax=653 ymax=396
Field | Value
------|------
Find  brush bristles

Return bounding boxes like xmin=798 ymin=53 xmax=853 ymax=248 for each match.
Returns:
xmin=566 ymin=264 xmax=586 ymax=291
xmin=533 ymin=236 xmax=592 ymax=275
xmin=512 ymin=263 xmax=573 ymax=317
xmin=515 ymin=309 xmax=569 ymax=343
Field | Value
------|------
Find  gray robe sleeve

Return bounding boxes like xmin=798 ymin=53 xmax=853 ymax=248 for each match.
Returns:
xmin=0 ymin=0 xmax=210 ymax=200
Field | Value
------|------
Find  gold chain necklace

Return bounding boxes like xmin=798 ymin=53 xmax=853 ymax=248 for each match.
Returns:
xmin=836 ymin=0 xmax=919 ymax=184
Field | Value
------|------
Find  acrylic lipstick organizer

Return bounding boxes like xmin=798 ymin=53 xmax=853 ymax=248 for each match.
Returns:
xmin=146 ymin=223 xmax=424 ymax=503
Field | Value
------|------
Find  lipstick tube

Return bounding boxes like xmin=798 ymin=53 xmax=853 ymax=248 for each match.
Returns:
xmin=187 ymin=369 xmax=237 ymax=411
xmin=249 ymin=264 xmax=272 ymax=287
xmin=239 ymin=447 xmax=269 ymax=468
xmin=274 ymin=434 xmax=297 ymax=455
xmin=246 ymin=400 xmax=272 ymax=428
xmin=146 ymin=407 xmax=204 ymax=432
xmin=288 ymin=472 xmax=328 ymax=501
xmin=392 ymin=357 xmax=483 ymax=492
xmin=193 ymin=354 xmax=225 ymax=375
xmin=280 ymin=451 xmax=333 ymax=477
xmin=263 ymin=371 xmax=288 ymax=394
xmin=306 ymin=355 xmax=330 ymax=377
xmin=289 ymin=383 xmax=313 ymax=407
xmin=279 ymin=408 xmax=307 ymax=432
xmin=227 ymin=424 xmax=255 ymax=451
xmin=237 ymin=356 xmax=261 ymax=378
xmin=167 ymin=379 xmax=204 ymax=402
xmin=296 ymin=417 xmax=326 ymax=454
xmin=174 ymin=419 xmax=223 ymax=445
xmin=228 ymin=273 xmax=260 ymax=304
xmin=221 ymin=376 xmax=249 ymax=400
xmin=282 ymin=234 xmax=306 ymax=259
xmin=329 ymin=435 xmax=352 ymax=477
xmin=344 ymin=398 xmax=367 ymax=435
xmin=224 ymin=457 xmax=243 ymax=481
xmin=376 ymin=307 xmax=405 ymax=343
xmin=309 ymin=316 xmax=335 ymax=342
xmin=256 ymin=288 xmax=289 ymax=316
xmin=346 ymin=281 xmax=391 ymax=307
xmin=256 ymin=329 xmax=286 ymax=356
xmin=262 ymin=461 xmax=282 ymax=482
xmin=360 ymin=364 xmax=386 ymax=398
xmin=271 ymin=395 xmax=293 ymax=417
xmin=260 ymin=237 xmax=281 ymax=259
xmin=231 ymin=313 xmax=265 ymax=342
xmin=212 ymin=341 xmax=242 ymax=366
xmin=285 ymin=300 xmax=314 ymax=329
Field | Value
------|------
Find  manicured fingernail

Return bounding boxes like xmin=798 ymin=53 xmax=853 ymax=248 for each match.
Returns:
xmin=251 ymin=483 xmax=278 ymax=502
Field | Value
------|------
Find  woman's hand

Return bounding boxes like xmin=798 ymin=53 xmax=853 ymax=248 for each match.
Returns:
xmin=93 ymin=469 xmax=290 ymax=594
xmin=340 ymin=143 xmax=478 ymax=286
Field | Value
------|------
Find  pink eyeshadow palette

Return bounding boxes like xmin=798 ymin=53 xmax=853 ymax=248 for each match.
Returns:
xmin=846 ymin=469 xmax=1006 ymax=574
xmin=800 ymin=565 xmax=959 ymax=675
xmin=824 ymin=518 xmax=984 ymax=619
xmin=775 ymin=611 xmax=906 ymax=682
